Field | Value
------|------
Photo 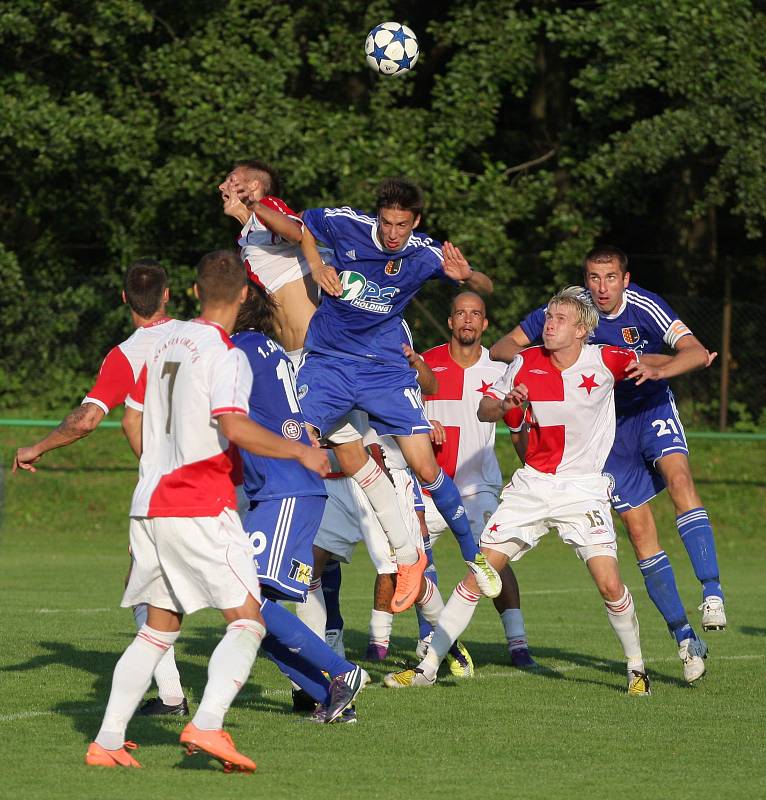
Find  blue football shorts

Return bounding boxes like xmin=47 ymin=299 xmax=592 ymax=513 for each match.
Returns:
xmin=297 ymin=352 xmax=433 ymax=438
xmin=604 ymin=387 xmax=689 ymax=512
xmin=242 ymin=495 xmax=326 ymax=602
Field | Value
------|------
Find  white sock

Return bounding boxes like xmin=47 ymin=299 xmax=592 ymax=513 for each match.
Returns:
xmin=294 ymin=579 xmax=327 ymax=638
xmin=419 ymin=581 xmax=480 ymax=680
xmin=368 ymin=609 xmax=393 ymax=648
xmin=352 ymin=458 xmax=418 ymax=563
xmin=133 ymin=603 xmax=184 ymax=703
xmin=96 ymin=625 xmax=179 ymax=750
xmin=500 ymin=608 xmax=528 ymax=651
xmin=416 ymin=577 xmax=445 ymax=626
xmin=604 ymin=586 xmax=644 ymax=671
xmin=193 ymin=619 xmax=265 ymax=731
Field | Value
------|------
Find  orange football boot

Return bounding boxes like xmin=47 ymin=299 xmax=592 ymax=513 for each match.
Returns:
xmin=85 ymin=740 xmax=141 ymax=768
xmin=391 ymin=549 xmax=427 ymax=613
xmin=180 ymin=723 xmax=256 ymax=774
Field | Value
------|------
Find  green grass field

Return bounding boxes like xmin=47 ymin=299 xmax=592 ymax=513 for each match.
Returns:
xmin=1 ymin=428 xmax=764 ymax=799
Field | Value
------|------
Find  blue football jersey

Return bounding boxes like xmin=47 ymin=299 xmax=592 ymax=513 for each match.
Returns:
xmin=232 ymin=330 xmax=326 ymax=501
xmin=519 ymin=283 xmax=693 ymax=414
xmin=302 ymin=206 xmax=452 ymax=366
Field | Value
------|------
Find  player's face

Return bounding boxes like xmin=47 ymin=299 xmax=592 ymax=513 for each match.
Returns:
xmin=377 ymin=207 xmax=420 ymax=252
xmin=542 ymin=303 xmax=584 ymax=351
xmin=448 ymin=296 xmax=488 ymax=346
xmin=218 ymin=168 xmax=254 ymax=208
xmin=584 ymin=259 xmax=629 ymax=315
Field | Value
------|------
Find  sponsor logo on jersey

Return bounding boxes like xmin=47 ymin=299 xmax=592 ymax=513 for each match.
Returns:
xmin=622 ymin=326 xmax=640 ymax=345
xmin=529 ymin=368 xmax=548 ymax=375
xmin=338 ymin=270 xmax=400 ymax=314
xmin=432 ymin=366 xmax=448 ymax=372
xmin=345 ymin=249 xmax=356 ymax=260
xmin=384 ymin=258 xmax=402 ymax=275
xmin=297 ymin=384 xmax=308 ymax=400
xmin=282 ymin=419 xmax=302 ymax=440
xmin=289 ymin=559 xmax=313 ymax=585
xmin=672 ymin=436 xmax=682 ymax=444
xmin=604 ymin=472 xmax=616 ymax=498
xmin=451 ymin=505 xmax=465 ymax=521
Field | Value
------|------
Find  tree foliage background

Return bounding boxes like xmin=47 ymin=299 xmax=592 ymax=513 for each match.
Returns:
xmin=2 ymin=0 xmax=765 ymax=422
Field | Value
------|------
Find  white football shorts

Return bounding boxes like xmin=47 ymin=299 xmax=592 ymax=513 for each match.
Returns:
xmin=424 ymin=490 xmax=499 ymax=545
xmin=479 ymin=466 xmax=617 ymax=562
xmin=122 ymin=508 xmax=261 ymax=615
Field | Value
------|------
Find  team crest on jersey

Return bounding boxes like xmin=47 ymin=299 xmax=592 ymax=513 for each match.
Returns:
xmin=384 ymin=259 xmax=402 ymax=275
xmin=622 ymin=326 xmax=640 ymax=345
xmin=297 ymin=384 xmax=308 ymax=400
xmin=282 ymin=419 xmax=302 ymax=440
xmin=338 ymin=270 xmax=400 ymax=314
xmin=289 ymin=559 xmax=313 ymax=585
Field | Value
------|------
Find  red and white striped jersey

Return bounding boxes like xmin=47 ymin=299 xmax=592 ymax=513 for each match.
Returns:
xmin=237 ymin=195 xmax=309 ymax=294
xmin=126 ymin=319 xmax=253 ymax=518
xmin=82 ymin=318 xmax=181 ymax=414
xmin=487 ymin=344 xmax=637 ymax=476
xmin=422 ymin=344 xmax=521 ymax=496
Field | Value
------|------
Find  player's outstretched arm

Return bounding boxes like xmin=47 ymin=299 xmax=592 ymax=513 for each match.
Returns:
xmin=252 ymin=202 xmax=303 ymax=244
xmin=489 ymin=325 xmax=531 ymax=363
xmin=219 ymin=413 xmax=330 ymax=477
xmin=627 ymin=337 xmax=710 ymax=385
xmin=403 ymin=344 xmax=438 ymax=394
xmin=300 ymin=226 xmax=342 ymax=297
xmin=440 ymin=242 xmax=493 ymax=295
xmin=12 ymin=403 xmax=105 ymax=473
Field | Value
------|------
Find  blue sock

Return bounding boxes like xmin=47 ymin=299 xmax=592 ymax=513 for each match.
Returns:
xmin=422 ymin=470 xmax=478 ymax=561
xmin=676 ymin=507 xmax=723 ymax=601
xmin=260 ymin=633 xmax=331 ymax=705
xmin=415 ymin=564 xmax=438 ymax=640
xmin=261 ymin=599 xmax=354 ymax=680
xmin=321 ymin=559 xmax=344 ymax=632
xmin=638 ymin=552 xmax=696 ymax=644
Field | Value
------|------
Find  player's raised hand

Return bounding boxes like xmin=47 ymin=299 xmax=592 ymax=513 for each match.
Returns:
xmin=625 ymin=360 xmax=663 ymax=385
xmin=312 ymin=262 xmax=343 ymax=297
xmin=221 ymin=177 xmax=250 ymax=223
xmin=429 ymin=419 xmax=446 ymax=446
xmin=298 ymin=444 xmax=331 ymax=477
xmin=503 ymin=383 xmax=528 ymax=408
xmin=12 ymin=446 xmax=41 ymax=473
xmin=440 ymin=241 xmax=472 ymax=282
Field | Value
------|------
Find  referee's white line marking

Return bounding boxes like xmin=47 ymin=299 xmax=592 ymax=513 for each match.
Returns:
xmin=1 ymin=654 xmax=762 ymax=722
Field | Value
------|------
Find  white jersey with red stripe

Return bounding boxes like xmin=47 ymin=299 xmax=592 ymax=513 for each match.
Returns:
xmin=487 ymin=344 xmax=637 ymax=477
xmin=422 ymin=344 xmax=521 ymax=496
xmin=237 ymin=195 xmax=310 ymax=294
xmin=82 ymin=318 xmax=182 ymax=414
xmin=126 ymin=318 xmax=253 ymax=518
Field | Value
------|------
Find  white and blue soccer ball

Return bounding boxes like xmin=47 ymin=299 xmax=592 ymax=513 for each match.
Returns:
xmin=365 ymin=22 xmax=419 ymax=75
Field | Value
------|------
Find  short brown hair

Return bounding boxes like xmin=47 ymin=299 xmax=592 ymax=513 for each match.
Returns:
xmin=233 ymin=159 xmax=281 ymax=197
xmin=375 ymin=177 xmax=424 ymax=218
xmin=123 ymin=259 xmax=167 ymax=318
xmin=196 ymin=250 xmax=246 ymax=305
xmin=583 ymin=245 xmax=629 ymax=275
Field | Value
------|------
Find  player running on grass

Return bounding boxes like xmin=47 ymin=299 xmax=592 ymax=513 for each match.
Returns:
xmin=491 ymin=245 xmax=721 ymax=683
xmin=298 ymin=176 xmax=502 ymax=605
xmin=385 ymin=287 xmax=672 ymax=695
xmin=85 ymin=251 xmax=329 ymax=771
xmin=219 ymin=160 xmax=427 ymax=611
xmin=13 ymin=259 xmax=188 ymax=717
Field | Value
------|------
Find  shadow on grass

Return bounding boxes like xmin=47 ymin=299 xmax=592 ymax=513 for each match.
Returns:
xmin=740 ymin=626 xmax=766 ymax=637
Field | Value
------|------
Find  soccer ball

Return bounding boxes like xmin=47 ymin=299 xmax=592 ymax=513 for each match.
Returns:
xmin=365 ymin=22 xmax=419 ymax=75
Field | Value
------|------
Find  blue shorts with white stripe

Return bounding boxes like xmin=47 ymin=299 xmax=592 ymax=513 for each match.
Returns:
xmin=243 ymin=495 xmax=327 ymax=602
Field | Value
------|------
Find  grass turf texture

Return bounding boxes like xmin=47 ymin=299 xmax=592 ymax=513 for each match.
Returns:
xmin=1 ymin=427 xmax=764 ymax=799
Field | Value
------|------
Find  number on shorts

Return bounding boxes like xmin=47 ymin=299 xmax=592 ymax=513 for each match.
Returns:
xmin=161 ymin=361 xmax=180 ymax=434
xmin=651 ymin=417 xmax=680 ymax=437
xmin=276 ymin=359 xmax=301 ymax=413
xmin=249 ymin=530 xmax=268 ymax=556
xmin=585 ymin=509 xmax=605 ymax=528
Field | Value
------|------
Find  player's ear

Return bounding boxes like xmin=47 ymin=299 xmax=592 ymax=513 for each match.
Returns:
xmin=162 ymin=287 xmax=170 ymax=304
xmin=482 ymin=317 xmax=489 ymax=332
xmin=412 ymin=213 xmax=421 ymax=228
xmin=121 ymin=290 xmax=127 ymax=305
xmin=623 ymin=271 xmax=630 ymax=288
xmin=447 ymin=315 xmax=454 ymax=331
xmin=239 ymin=285 xmax=248 ymax=304
xmin=193 ymin=283 xmax=200 ymax=300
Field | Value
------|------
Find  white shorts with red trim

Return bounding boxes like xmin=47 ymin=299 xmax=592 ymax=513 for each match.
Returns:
xmin=122 ymin=508 xmax=261 ymax=614
xmin=479 ymin=466 xmax=616 ymax=561
xmin=424 ymin=490 xmax=499 ymax=545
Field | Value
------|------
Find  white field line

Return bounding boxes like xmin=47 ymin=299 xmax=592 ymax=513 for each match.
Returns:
xmin=35 ymin=608 xmax=114 ymax=614
xmin=1 ymin=653 xmax=762 ymax=723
